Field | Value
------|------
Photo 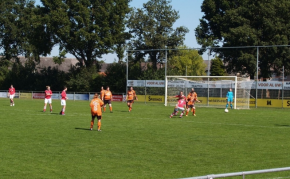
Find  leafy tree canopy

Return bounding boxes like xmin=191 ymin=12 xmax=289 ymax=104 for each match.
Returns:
xmin=127 ymin=0 xmax=189 ymax=69
xmin=168 ymin=46 xmax=206 ymax=76
xmin=41 ymin=0 xmax=131 ymax=67
xmin=210 ymin=57 xmax=225 ymax=76
xmin=196 ymin=0 xmax=290 ymax=78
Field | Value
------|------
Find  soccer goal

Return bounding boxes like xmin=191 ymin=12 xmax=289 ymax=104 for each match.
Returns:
xmin=165 ymin=76 xmax=254 ymax=109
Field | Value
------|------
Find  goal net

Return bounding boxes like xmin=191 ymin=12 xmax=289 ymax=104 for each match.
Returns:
xmin=165 ymin=76 xmax=254 ymax=109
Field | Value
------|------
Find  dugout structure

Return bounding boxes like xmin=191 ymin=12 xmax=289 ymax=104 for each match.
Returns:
xmin=165 ymin=76 xmax=254 ymax=109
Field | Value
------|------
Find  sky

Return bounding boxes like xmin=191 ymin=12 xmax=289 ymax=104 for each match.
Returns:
xmin=35 ymin=0 xmax=205 ymax=62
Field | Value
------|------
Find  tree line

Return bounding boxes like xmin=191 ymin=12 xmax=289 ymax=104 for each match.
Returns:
xmin=1 ymin=0 xmax=289 ymax=92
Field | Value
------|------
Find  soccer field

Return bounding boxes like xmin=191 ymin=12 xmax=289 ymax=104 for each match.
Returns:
xmin=0 ymin=98 xmax=290 ymax=179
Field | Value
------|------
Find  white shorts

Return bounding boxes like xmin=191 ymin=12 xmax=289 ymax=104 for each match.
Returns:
xmin=61 ymin=100 xmax=66 ymax=106
xmin=9 ymin=94 xmax=15 ymax=99
xmin=175 ymin=107 xmax=185 ymax=112
xmin=45 ymin=98 xmax=52 ymax=104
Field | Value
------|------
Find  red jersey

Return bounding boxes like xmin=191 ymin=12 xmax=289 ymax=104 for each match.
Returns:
xmin=177 ymin=99 xmax=186 ymax=108
xmin=61 ymin=90 xmax=67 ymax=100
xmin=9 ymin=87 xmax=15 ymax=95
xmin=45 ymin=90 xmax=52 ymax=99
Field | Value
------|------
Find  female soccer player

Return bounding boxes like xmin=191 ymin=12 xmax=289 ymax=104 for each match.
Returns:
xmin=90 ymin=93 xmax=104 ymax=131
xmin=103 ymin=86 xmax=113 ymax=113
xmin=170 ymin=96 xmax=186 ymax=118
xmin=8 ymin=85 xmax=15 ymax=106
xmin=43 ymin=86 xmax=52 ymax=112
xmin=126 ymin=86 xmax=138 ymax=112
xmin=226 ymin=88 xmax=234 ymax=109
xmin=60 ymin=86 xmax=68 ymax=115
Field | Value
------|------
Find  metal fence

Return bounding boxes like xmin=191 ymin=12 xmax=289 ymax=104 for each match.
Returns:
xmin=180 ymin=167 xmax=290 ymax=179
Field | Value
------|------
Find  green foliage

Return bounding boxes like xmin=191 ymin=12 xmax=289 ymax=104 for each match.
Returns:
xmin=41 ymin=0 xmax=131 ymax=67
xmin=53 ymin=50 xmax=67 ymax=65
xmin=0 ymin=0 xmax=54 ymax=61
xmin=210 ymin=57 xmax=225 ymax=76
xmin=196 ymin=0 xmax=290 ymax=78
xmin=66 ymin=66 xmax=99 ymax=92
xmin=168 ymin=47 xmax=206 ymax=76
xmin=104 ymin=62 xmax=127 ymax=93
xmin=127 ymin=0 xmax=189 ymax=68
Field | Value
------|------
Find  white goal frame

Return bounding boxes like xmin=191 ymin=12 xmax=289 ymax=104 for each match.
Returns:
xmin=165 ymin=76 xmax=238 ymax=109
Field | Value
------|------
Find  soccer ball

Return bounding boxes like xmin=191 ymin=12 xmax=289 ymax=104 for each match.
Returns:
xmin=225 ymin=108 xmax=229 ymax=113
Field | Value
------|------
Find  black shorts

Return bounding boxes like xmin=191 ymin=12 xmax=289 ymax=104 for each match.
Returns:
xmin=127 ymin=100 xmax=134 ymax=103
xmin=187 ymin=105 xmax=194 ymax=108
xmin=92 ymin=114 xmax=102 ymax=120
xmin=104 ymin=100 xmax=111 ymax=105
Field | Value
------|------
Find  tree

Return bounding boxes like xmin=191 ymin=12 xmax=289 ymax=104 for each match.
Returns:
xmin=195 ymin=0 xmax=290 ymax=79
xmin=41 ymin=0 xmax=131 ymax=67
xmin=210 ymin=57 xmax=225 ymax=76
xmin=0 ymin=0 xmax=54 ymax=61
xmin=127 ymin=0 xmax=189 ymax=69
xmin=168 ymin=46 xmax=206 ymax=76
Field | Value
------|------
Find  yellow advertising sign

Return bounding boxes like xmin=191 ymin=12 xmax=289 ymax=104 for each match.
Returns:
xmin=20 ymin=93 xmax=32 ymax=99
xmin=138 ymin=95 xmax=164 ymax=103
xmin=197 ymin=97 xmax=255 ymax=106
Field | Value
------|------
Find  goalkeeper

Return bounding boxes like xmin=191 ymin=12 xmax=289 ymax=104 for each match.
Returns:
xmin=226 ymin=88 xmax=234 ymax=109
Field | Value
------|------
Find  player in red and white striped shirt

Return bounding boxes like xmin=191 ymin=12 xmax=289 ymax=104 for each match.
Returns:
xmin=43 ymin=86 xmax=53 ymax=112
xmin=60 ymin=86 xmax=68 ymax=115
xmin=8 ymin=85 xmax=15 ymax=106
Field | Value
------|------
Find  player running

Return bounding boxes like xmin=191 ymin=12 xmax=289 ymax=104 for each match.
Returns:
xmin=170 ymin=96 xmax=186 ymax=118
xmin=226 ymin=88 xmax=234 ymax=109
xmin=60 ymin=86 xmax=68 ymax=115
xmin=8 ymin=85 xmax=15 ymax=106
xmin=90 ymin=93 xmax=104 ymax=131
xmin=103 ymin=86 xmax=113 ymax=113
xmin=126 ymin=86 xmax=138 ymax=112
xmin=43 ymin=86 xmax=53 ymax=112
xmin=189 ymin=88 xmax=200 ymax=116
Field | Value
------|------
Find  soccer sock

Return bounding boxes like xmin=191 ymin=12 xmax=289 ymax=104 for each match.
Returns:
xmin=180 ymin=112 xmax=184 ymax=117
xmin=193 ymin=109 xmax=196 ymax=115
xmin=230 ymin=104 xmax=233 ymax=109
xmin=110 ymin=106 xmax=112 ymax=112
xmin=129 ymin=107 xmax=132 ymax=111
xmin=98 ymin=121 xmax=101 ymax=130
xmin=44 ymin=106 xmax=46 ymax=110
xmin=226 ymin=104 xmax=228 ymax=108
xmin=186 ymin=111 xmax=189 ymax=115
xmin=90 ymin=120 xmax=94 ymax=129
xmin=43 ymin=109 xmax=46 ymax=112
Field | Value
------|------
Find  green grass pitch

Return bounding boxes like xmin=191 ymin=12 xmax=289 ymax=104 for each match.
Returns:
xmin=0 ymin=98 xmax=290 ymax=179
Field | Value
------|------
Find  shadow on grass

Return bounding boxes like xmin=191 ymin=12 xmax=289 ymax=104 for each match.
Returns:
xmin=274 ymin=124 xmax=290 ymax=127
xmin=75 ymin=127 xmax=91 ymax=131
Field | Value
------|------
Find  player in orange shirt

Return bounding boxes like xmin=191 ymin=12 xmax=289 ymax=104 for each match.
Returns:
xmin=103 ymin=86 xmax=113 ymax=113
xmin=126 ymin=86 xmax=138 ymax=112
xmin=188 ymin=88 xmax=200 ymax=116
xmin=100 ymin=86 xmax=105 ymax=111
xmin=90 ymin=93 xmax=104 ymax=131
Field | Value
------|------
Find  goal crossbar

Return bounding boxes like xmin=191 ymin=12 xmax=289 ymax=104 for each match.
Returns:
xmin=165 ymin=76 xmax=239 ymax=109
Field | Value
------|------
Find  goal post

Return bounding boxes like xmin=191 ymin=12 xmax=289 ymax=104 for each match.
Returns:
xmin=165 ymin=76 xmax=254 ymax=109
